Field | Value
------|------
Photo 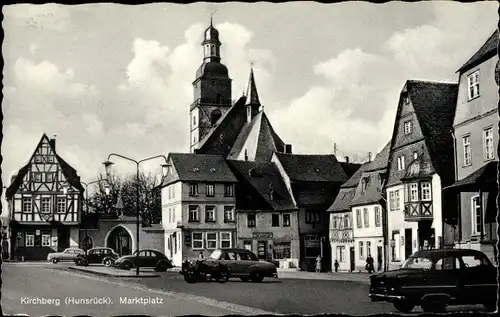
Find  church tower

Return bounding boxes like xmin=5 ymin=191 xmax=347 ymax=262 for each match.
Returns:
xmin=190 ymin=19 xmax=232 ymax=153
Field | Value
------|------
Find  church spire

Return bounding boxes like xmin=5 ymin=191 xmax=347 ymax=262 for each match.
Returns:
xmin=245 ymin=67 xmax=261 ymax=107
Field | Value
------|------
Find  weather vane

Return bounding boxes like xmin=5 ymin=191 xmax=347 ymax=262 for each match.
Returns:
xmin=207 ymin=4 xmax=217 ymax=24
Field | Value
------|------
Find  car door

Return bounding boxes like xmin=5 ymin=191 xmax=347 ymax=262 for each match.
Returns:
xmin=137 ymin=250 xmax=148 ymax=266
xmin=218 ymin=251 xmax=238 ymax=274
xmin=146 ymin=251 xmax=158 ymax=267
xmin=459 ymin=253 xmax=497 ymax=302
xmin=426 ymin=255 xmax=461 ymax=300
xmin=60 ymin=249 xmax=71 ymax=260
xmin=237 ymin=251 xmax=254 ymax=274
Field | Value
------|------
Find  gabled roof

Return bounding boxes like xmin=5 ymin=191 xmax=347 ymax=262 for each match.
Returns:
xmin=6 ymin=134 xmax=84 ymax=199
xmin=227 ymin=111 xmax=286 ymax=162
xmin=350 ymin=168 xmax=387 ymax=207
xmin=274 ymin=153 xmax=348 ymax=183
xmin=457 ymin=29 xmax=498 ymax=73
xmin=340 ymin=162 xmax=363 ymax=178
xmin=163 ymin=153 xmax=237 ymax=185
xmin=328 ymin=187 xmax=356 ymax=213
xmin=364 ymin=141 xmax=391 ymax=172
xmin=227 ymin=160 xmax=296 ymax=211
xmin=444 ymin=160 xmax=497 ymax=192
xmin=341 ymin=162 xmax=371 ymax=188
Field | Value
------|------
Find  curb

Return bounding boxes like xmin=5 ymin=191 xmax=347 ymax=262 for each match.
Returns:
xmin=67 ymin=266 xmax=161 ymax=278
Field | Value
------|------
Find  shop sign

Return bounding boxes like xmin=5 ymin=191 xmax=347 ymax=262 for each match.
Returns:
xmin=253 ymin=232 xmax=273 ymax=240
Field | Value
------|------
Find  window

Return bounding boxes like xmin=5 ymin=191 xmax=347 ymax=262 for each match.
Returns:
xmin=343 ymin=214 xmax=350 ymax=228
xmin=359 ymin=241 xmax=364 ymax=259
xmin=247 ymin=214 xmax=256 ymax=227
xmin=206 ymin=232 xmax=218 ymax=249
xmin=374 ymin=207 xmax=381 ymax=227
xmin=461 ymin=255 xmax=489 ymax=268
xmin=472 ymin=196 xmax=483 ymax=235
xmin=356 ymin=209 xmax=362 ymax=228
xmin=283 ymin=213 xmax=291 ymax=227
xmin=271 ymin=214 xmax=280 ymax=227
xmin=402 ymin=256 xmax=432 ymax=270
xmin=333 ymin=216 xmax=338 ymax=229
xmin=306 ymin=210 xmax=321 ymax=224
xmin=42 ymin=233 xmax=51 ymax=247
xmin=192 ymin=115 xmax=197 ymax=127
xmin=57 ymin=198 xmax=66 ymax=213
xmin=192 ymin=232 xmax=203 ymax=250
xmin=32 ymin=172 xmax=42 ymax=182
xmin=436 ymin=257 xmax=460 ymax=271
xmin=304 ymin=235 xmax=321 ymax=258
xmin=22 ymin=198 xmax=32 ymax=213
xmin=413 ymin=151 xmax=418 ymax=160
xmin=467 ymin=70 xmax=480 ymax=100
xmin=363 ymin=208 xmax=369 ymax=227
xmin=220 ymin=232 xmax=232 ymax=248
xmin=189 ymin=183 xmax=198 ymax=196
xmin=484 ymin=127 xmax=494 ymax=160
xmin=361 ymin=178 xmax=368 ymax=193
xmin=46 ymin=172 xmax=55 ymax=182
xmin=410 ymin=183 xmax=419 ymax=201
xmin=206 ymin=184 xmax=215 ymax=197
xmin=34 ymin=155 xmax=43 ymax=163
xmin=273 ymin=242 xmax=291 ymax=259
xmin=389 ymin=190 xmax=401 ymax=211
xmin=397 ymin=156 xmax=406 ymax=170
xmin=366 ymin=241 xmax=371 ymax=256
xmin=41 ymin=197 xmax=51 ymax=213
xmin=337 ymin=246 xmax=346 ymax=262
xmin=223 ymin=206 xmax=234 ymax=222
xmin=404 ymin=120 xmax=412 ymax=134
xmin=25 ymin=233 xmax=34 ymax=247
xmin=243 ymin=240 xmax=252 ymax=251
xmin=403 ymin=92 xmax=410 ymax=104
xmin=46 ymin=156 xmax=54 ymax=163
xmin=205 ymin=206 xmax=216 ymax=222
xmin=224 ymin=184 xmax=234 ymax=197
xmin=463 ymin=135 xmax=472 ymax=166
xmin=188 ymin=206 xmax=199 ymax=222
xmin=421 ymin=182 xmax=431 ymax=201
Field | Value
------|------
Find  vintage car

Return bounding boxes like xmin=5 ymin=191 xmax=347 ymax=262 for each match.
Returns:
xmin=191 ymin=248 xmax=278 ymax=283
xmin=47 ymin=247 xmax=84 ymax=263
xmin=74 ymin=247 xmax=119 ymax=267
xmin=369 ymin=248 xmax=497 ymax=313
xmin=114 ymin=249 xmax=173 ymax=272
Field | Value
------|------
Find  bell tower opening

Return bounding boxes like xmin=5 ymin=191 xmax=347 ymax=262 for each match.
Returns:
xmin=211 ymin=109 xmax=222 ymax=126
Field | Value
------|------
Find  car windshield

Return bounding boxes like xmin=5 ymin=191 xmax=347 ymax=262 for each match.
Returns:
xmin=209 ymin=250 xmax=222 ymax=260
xmin=402 ymin=256 xmax=433 ymax=270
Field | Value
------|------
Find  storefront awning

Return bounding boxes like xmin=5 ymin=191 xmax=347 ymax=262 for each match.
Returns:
xmin=443 ymin=161 xmax=498 ymax=192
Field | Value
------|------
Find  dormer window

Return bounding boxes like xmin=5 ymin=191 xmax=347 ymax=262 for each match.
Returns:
xmin=402 ymin=92 xmax=410 ymax=104
xmin=404 ymin=120 xmax=412 ymax=135
xmin=467 ymin=70 xmax=480 ymax=100
xmin=397 ymin=156 xmax=406 ymax=171
xmin=413 ymin=152 xmax=419 ymax=160
xmin=361 ymin=177 xmax=369 ymax=194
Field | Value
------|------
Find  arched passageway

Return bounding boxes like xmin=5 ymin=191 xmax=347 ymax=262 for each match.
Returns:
xmin=106 ymin=226 xmax=132 ymax=256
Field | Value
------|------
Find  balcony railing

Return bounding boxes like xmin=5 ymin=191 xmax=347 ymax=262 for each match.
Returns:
xmin=329 ymin=229 xmax=354 ymax=243
xmin=404 ymin=201 xmax=433 ymax=221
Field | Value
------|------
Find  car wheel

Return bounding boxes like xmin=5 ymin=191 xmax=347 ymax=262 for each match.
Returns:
xmin=483 ymin=299 xmax=497 ymax=312
xmin=103 ymin=259 xmax=113 ymax=267
xmin=250 ymin=272 xmax=264 ymax=283
xmin=240 ymin=277 xmax=250 ymax=282
xmin=217 ymin=268 xmax=230 ymax=283
xmin=421 ymin=298 xmax=447 ymax=313
xmin=121 ymin=261 xmax=133 ymax=270
xmin=52 ymin=258 xmax=59 ymax=264
xmin=393 ymin=299 xmax=415 ymax=313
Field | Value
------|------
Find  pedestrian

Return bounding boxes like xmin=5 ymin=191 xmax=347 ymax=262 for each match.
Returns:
xmin=198 ymin=251 xmax=204 ymax=260
xmin=315 ymin=255 xmax=322 ymax=273
xmin=365 ymin=254 xmax=374 ymax=273
xmin=334 ymin=260 xmax=340 ymax=272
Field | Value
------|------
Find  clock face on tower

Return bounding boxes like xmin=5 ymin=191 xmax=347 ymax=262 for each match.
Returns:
xmin=495 ymin=60 xmax=500 ymax=86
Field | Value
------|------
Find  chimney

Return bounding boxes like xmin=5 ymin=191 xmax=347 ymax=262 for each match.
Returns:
xmin=368 ymin=152 xmax=372 ymax=162
xmin=285 ymin=144 xmax=292 ymax=154
xmin=246 ymin=106 xmax=252 ymax=123
xmin=345 ymin=156 xmax=349 ymax=163
xmin=50 ymin=134 xmax=56 ymax=151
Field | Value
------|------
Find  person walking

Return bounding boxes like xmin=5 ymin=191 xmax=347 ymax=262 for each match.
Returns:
xmin=198 ymin=251 xmax=204 ymax=260
xmin=334 ymin=260 xmax=340 ymax=272
xmin=315 ymin=255 xmax=322 ymax=273
xmin=365 ymin=254 xmax=374 ymax=273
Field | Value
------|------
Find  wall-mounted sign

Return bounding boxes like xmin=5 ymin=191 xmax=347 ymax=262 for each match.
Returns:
xmin=36 ymin=230 xmax=40 ymax=236
xmin=253 ymin=232 xmax=273 ymax=240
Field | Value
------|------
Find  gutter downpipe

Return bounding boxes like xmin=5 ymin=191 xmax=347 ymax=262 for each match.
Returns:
xmin=451 ymin=129 xmax=461 ymax=245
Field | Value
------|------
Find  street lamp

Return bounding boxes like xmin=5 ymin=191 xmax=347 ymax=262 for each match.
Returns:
xmin=63 ymin=178 xmax=109 ymax=266
xmin=103 ymin=153 xmax=169 ymax=276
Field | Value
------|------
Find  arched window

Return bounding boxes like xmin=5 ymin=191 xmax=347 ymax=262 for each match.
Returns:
xmin=210 ymin=109 xmax=222 ymax=125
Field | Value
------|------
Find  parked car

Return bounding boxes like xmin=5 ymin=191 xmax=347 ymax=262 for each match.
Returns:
xmin=74 ymin=247 xmax=119 ymax=267
xmin=192 ymin=248 xmax=278 ymax=283
xmin=47 ymin=247 xmax=84 ymax=263
xmin=369 ymin=248 xmax=497 ymax=313
xmin=114 ymin=249 xmax=173 ymax=272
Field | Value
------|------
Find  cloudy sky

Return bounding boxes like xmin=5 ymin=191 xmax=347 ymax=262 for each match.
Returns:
xmin=1 ymin=2 xmax=497 ymax=212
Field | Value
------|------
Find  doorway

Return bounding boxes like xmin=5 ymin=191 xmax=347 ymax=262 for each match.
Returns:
xmin=257 ymin=241 xmax=267 ymax=260
xmin=405 ymin=228 xmax=413 ymax=259
xmin=377 ymin=246 xmax=383 ymax=271
xmin=57 ymin=227 xmax=70 ymax=252
xmin=349 ymin=247 xmax=355 ymax=272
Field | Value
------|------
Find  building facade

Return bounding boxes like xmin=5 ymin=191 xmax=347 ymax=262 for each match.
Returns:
xmin=161 ymin=153 xmax=238 ymax=266
xmin=447 ymin=30 xmax=498 ymax=264
xmin=386 ymin=80 xmax=458 ymax=269
xmin=6 ymin=134 xmax=84 ymax=261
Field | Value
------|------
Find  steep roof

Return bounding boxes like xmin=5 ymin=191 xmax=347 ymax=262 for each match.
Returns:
xmin=364 ymin=141 xmax=391 ymax=172
xmin=406 ymin=80 xmax=458 ymax=186
xmin=227 ymin=160 xmax=296 ymax=211
xmin=341 ymin=162 xmax=371 ymax=188
xmin=328 ymin=187 xmax=356 ymax=213
xmin=350 ymin=168 xmax=387 ymax=207
xmin=340 ymin=162 xmax=363 ymax=178
xmin=274 ymin=153 xmax=348 ymax=183
xmin=227 ymin=111 xmax=286 ymax=162
xmin=6 ymin=134 xmax=84 ymax=199
xmin=163 ymin=153 xmax=237 ymax=184
xmin=457 ymin=29 xmax=498 ymax=73
xmin=245 ymin=68 xmax=261 ymax=107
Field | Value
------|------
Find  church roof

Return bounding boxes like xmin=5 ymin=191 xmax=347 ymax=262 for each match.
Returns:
xmin=228 ymin=160 xmax=297 ymax=211
xmin=227 ymin=111 xmax=286 ymax=162
xmin=196 ymin=61 xmax=229 ymax=78
xmin=245 ymin=68 xmax=261 ymax=107
xmin=457 ymin=29 xmax=498 ymax=73
xmin=162 ymin=153 xmax=237 ymax=185
xmin=275 ymin=153 xmax=348 ymax=183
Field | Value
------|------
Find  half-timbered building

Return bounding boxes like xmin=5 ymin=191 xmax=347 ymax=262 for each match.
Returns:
xmin=6 ymin=134 xmax=84 ymax=260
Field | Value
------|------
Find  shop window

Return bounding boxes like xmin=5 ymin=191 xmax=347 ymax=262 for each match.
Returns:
xmin=304 ymin=235 xmax=320 ymax=258
xmin=273 ymin=242 xmax=291 ymax=259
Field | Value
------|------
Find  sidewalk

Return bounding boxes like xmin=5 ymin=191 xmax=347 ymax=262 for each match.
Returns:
xmin=66 ymin=265 xmax=161 ymax=278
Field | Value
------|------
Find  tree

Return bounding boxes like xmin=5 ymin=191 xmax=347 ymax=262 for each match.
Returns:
xmin=88 ymin=172 xmax=162 ymax=226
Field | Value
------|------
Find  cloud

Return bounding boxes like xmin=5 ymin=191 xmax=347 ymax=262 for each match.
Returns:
xmin=4 ymin=4 xmax=71 ymax=32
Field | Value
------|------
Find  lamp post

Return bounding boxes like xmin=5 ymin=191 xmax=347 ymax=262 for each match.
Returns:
xmin=103 ymin=153 xmax=169 ymax=276
xmin=63 ymin=178 xmax=109 ymax=266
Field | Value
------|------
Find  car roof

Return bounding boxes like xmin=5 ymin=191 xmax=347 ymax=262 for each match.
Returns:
xmin=410 ymin=248 xmax=487 ymax=258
